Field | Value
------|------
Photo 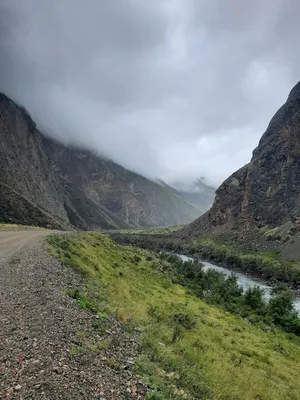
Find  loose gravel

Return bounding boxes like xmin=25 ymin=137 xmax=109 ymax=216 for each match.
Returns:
xmin=0 ymin=231 xmax=146 ymax=399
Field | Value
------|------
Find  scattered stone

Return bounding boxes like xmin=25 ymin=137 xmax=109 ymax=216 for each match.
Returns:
xmin=0 ymin=234 xmax=146 ymax=399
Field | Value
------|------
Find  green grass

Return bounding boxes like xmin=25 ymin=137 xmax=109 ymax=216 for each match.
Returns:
xmin=189 ymin=237 xmax=300 ymax=285
xmin=114 ymin=225 xmax=184 ymax=235
xmin=48 ymin=232 xmax=300 ymax=400
xmin=112 ymin=233 xmax=300 ymax=286
xmin=0 ymin=223 xmax=46 ymax=230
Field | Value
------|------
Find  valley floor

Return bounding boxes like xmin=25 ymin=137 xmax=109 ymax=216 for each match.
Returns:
xmin=49 ymin=232 xmax=300 ymax=400
xmin=2 ymin=228 xmax=300 ymax=399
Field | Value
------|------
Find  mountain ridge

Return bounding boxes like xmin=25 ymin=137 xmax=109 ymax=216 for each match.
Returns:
xmin=0 ymin=92 xmax=203 ymax=230
xmin=185 ymin=80 xmax=300 ymax=238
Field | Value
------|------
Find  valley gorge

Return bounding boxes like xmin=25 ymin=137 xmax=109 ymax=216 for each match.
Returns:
xmin=0 ymin=92 xmax=208 ymax=230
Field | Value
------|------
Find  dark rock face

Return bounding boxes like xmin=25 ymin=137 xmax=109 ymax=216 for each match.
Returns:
xmin=0 ymin=93 xmax=201 ymax=229
xmin=0 ymin=95 xmax=69 ymax=229
xmin=187 ymin=80 xmax=300 ymax=235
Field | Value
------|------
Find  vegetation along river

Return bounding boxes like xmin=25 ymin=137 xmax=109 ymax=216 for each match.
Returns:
xmin=178 ymin=254 xmax=300 ymax=312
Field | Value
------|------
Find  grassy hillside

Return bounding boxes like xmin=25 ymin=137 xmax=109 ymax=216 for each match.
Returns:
xmin=115 ymin=225 xmax=184 ymax=235
xmin=111 ymin=232 xmax=300 ymax=288
xmin=48 ymin=232 xmax=300 ymax=400
xmin=0 ymin=223 xmax=46 ymax=230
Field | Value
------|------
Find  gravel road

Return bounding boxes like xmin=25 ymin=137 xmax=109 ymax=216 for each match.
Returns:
xmin=0 ymin=229 xmax=146 ymax=399
xmin=0 ymin=230 xmax=50 ymax=262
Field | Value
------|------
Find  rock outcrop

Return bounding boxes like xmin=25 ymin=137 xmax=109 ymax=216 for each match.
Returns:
xmin=186 ymin=80 xmax=300 ymax=235
xmin=0 ymin=93 xmax=202 ymax=229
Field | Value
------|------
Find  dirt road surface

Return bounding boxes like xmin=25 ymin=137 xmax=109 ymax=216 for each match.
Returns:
xmin=0 ymin=229 xmax=146 ymax=399
xmin=0 ymin=230 xmax=50 ymax=262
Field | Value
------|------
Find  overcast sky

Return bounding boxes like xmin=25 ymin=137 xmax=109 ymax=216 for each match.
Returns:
xmin=0 ymin=0 xmax=299 ymax=186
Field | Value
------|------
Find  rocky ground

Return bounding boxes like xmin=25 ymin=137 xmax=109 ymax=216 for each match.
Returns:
xmin=281 ymin=237 xmax=300 ymax=260
xmin=0 ymin=230 xmax=147 ymax=399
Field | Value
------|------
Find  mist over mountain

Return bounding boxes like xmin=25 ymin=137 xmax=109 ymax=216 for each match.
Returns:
xmin=1 ymin=1 xmax=300 ymax=185
xmin=0 ymin=93 xmax=203 ymax=229
xmin=171 ymin=177 xmax=215 ymax=194
xmin=170 ymin=178 xmax=216 ymax=211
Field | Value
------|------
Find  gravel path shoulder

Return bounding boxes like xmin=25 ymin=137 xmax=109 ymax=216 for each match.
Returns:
xmin=0 ymin=231 xmax=146 ymax=399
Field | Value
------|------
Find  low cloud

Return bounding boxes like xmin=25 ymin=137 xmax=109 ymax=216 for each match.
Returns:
xmin=0 ymin=0 xmax=299 ymax=186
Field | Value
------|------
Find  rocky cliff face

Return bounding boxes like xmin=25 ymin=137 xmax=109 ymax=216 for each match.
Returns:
xmin=187 ymin=81 xmax=300 ymax=235
xmin=0 ymin=94 xmax=69 ymax=228
xmin=0 ymin=93 xmax=202 ymax=229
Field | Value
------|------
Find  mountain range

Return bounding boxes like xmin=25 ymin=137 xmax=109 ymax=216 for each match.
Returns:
xmin=0 ymin=93 xmax=212 ymax=230
xmin=5 ymin=77 xmax=300 ymax=240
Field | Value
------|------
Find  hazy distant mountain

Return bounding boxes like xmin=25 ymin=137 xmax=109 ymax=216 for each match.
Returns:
xmin=0 ymin=93 xmax=203 ymax=230
xmin=171 ymin=178 xmax=216 ymax=212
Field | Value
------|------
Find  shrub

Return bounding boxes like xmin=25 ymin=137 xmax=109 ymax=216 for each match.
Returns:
xmin=243 ymin=287 xmax=266 ymax=315
xmin=171 ymin=313 xmax=196 ymax=330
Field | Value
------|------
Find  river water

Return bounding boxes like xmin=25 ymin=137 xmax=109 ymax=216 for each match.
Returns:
xmin=178 ymin=254 xmax=300 ymax=312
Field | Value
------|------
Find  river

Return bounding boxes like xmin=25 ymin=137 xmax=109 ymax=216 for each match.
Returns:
xmin=178 ymin=254 xmax=300 ymax=312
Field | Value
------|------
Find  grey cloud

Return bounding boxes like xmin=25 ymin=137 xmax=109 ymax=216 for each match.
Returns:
xmin=0 ymin=0 xmax=299 ymax=186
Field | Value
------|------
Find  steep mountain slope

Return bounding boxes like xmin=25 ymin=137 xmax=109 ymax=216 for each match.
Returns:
xmin=0 ymin=93 xmax=202 ymax=229
xmin=186 ymin=80 xmax=300 ymax=236
xmin=42 ymin=139 xmax=202 ymax=229
xmin=0 ymin=94 xmax=70 ymax=229
xmin=171 ymin=178 xmax=216 ymax=211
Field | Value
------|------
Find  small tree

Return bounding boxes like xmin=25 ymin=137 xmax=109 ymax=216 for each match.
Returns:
xmin=268 ymin=286 xmax=294 ymax=325
xmin=243 ymin=286 xmax=266 ymax=314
